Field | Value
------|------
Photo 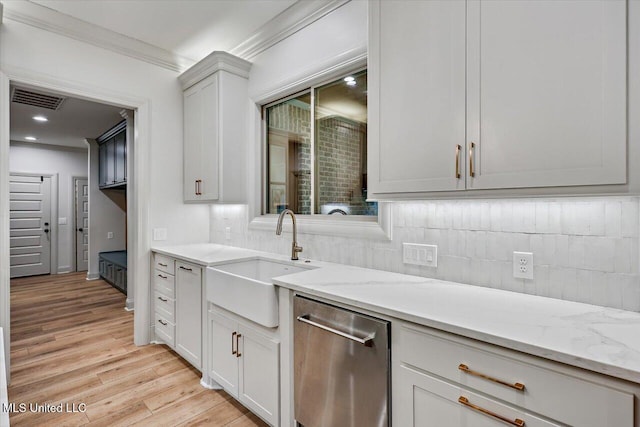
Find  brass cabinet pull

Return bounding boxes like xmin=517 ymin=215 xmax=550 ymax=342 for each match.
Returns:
xmin=157 ymin=274 xmax=167 ymax=279
xmin=232 ymin=331 xmax=237 ymax=355
xmin=455 ymin=144 xmax=461 ymax=179
xmin=458 ymin=396 xmax=524 ymax=426
xmin=236 ymin=333 xmax=242 ymax=358
xmin=179 ymin=266 xmax=193 ymax=272
xmin=195 ymin=179 xmax=202 ymax=195
xmin=458 ymin=364 xmax=525 ymax=391
xmin=157 ymin=296 xmax=168 ymax=302
xmin=469 ymin=142 xmax=476 ymax=177
xmin=158 ymin=319 xmax=168 ymax=326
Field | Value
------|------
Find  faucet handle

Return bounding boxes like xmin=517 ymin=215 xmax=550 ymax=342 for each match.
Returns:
xmin=291 ymin=243 xmax=303 ymax=260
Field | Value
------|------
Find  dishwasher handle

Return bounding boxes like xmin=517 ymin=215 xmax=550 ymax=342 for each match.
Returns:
xmin=296 ymin=314 xmax=374 ymax=347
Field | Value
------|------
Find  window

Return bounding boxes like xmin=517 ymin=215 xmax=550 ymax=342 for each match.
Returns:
xmin=264 ymin=70 xmax=376 ymax=217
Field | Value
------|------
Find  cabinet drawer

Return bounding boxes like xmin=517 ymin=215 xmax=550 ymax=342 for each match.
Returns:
xmin=396 ymin=324 xmax=634 ymax=427
xmin=154 ymin=314 xmax=175 ymax=347
xmin=154 ymin=254 xmax=175 ymax=275
xmin=395 ymin=363 xmax=559 ymax=427
xmin=154 ymin=269 xmax=175 ymax=298
xmin=154 ymin=292 xmax=175 ymax=323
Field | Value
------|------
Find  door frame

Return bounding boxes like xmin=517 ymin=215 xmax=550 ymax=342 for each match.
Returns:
xmin=0 ymin=68 xmax=152 ymax=382
xmin=72 ymin=175 xmax=88 ymax=273
xmin=8 ymin=172 xmax=58 ymax=277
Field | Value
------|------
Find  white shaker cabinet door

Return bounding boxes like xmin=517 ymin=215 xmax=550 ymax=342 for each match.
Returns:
xmin=368 ymin=0 xmax=466 ymax=196
xmin=183 ymin=74 xmax=220 ymax=202
xmin=466 ymin=0 xmax=627 ymax=190
xmin=208 ymin=310 xmax=239 ymax=398
xmin=175 ymin=262 xmax=202 ymax=369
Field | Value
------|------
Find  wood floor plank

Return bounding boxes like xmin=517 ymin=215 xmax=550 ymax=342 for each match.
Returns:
xmin=176 ymin=398 xmax=250 ymax=427
xmin=8 ymin=272 xmax=268 ymax=427
xmin=83 ymin=400 xmax=152 ymax=427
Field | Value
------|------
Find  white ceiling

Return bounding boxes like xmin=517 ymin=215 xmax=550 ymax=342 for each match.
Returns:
xmin=10 ymin=86 xmax=125 ymax=149
xmin=10 ymin=0 xmax=300 ymax=149
xmin=31 ymin=0 xmax=297 ymax=63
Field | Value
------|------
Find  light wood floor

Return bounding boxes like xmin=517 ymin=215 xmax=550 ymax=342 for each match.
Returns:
xmin=8 ymin=272 xmax=268 ymax=427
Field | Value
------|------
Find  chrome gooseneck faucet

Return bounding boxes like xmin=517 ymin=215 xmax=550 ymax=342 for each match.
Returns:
xmin=276 ymin=209 xmax=303 ymax=260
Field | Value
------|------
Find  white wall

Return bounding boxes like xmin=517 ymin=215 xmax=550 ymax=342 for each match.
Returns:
xmin=0 ymin=13 xmax=212 ymax=352
xmin=209 ymin=0 xmax=640 ymax=312
xmin=0 ymin=19 xmax=210 ymax=247
xmin=87 ymin=140 xmax=126 ymax=279
xmin=9 ymin=142 xmax=87 ymax=273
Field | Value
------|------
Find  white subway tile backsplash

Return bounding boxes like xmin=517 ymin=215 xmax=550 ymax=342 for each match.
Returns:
xmin=211 ymin=197 xmax=640 ymax=312
xmin=605 ymin=201 xmax=622 ymax=237
xmin=621 ymin=200 xmax=640 ymax=237
xmin=567 ymin=236 xmax=586 ymax=269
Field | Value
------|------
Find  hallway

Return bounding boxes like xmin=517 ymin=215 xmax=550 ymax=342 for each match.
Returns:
xmin=8 ymin=272 xmax=266 ymax=426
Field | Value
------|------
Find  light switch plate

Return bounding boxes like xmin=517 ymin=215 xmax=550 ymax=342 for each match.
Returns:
xmin=513 ymin=251 xmax=534 ymax=279
xmin=58 ymin=217 xmax=67 ymax=225
xmin=107 ymin=232 xmax=114 ymax=239
xmin=403 ymin=243 xmax=437 ymax=267
xmin=153 ymin=228 xmax=167 ymax=241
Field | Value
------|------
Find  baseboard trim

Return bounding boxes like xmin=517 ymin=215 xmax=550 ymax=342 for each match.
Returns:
xmin=86 ymin=273 xmax=100 ymax=281
xmin=125 ymin=298 xmax=134 ymax=311
xmin=200 ymin=377 xmax=222 ymax=390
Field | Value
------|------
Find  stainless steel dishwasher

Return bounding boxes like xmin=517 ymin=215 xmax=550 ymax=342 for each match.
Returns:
xmin=293 ymin=295 xmax=390 ymax=427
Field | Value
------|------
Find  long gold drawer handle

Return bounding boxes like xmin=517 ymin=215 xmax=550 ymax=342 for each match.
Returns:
xmin=232 ymin=331 xmax=237 ymax=355
xmin=158 ymin=263 xmax=167 ymax=267
xmin=455 ymin=144 xmax=461 ymax=179
xmin=157 ymin=274 xmax=167 ymax=279
xmin=458 ymin=396 xmax=525 ymax=426
xmin=469 ymin=142 xmax=476 ymax=177
xmin=458 ymin=364 xmax=525 ymax=391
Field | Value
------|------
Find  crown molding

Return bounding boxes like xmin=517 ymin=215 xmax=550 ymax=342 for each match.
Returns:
xmin=2 ymin=0 xmax=353 ymax=74
xmin=230 ymin=0 xmax=350 ymax=61
xmin=2 ymin=0 xmax=194 ymax=73
xmin=178 ymin=51 xmax=252 ymax=90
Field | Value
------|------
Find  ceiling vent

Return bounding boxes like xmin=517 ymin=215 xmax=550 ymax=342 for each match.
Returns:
xmin=11 ymin=88 xmax=66 ymax=110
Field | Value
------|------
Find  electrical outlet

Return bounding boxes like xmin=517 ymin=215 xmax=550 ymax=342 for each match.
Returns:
xmin=513 ymin=251 xmax=533 ymax=279
xmin=403 ymin=243 xmax=437 ymax=267
xmin=107 ymin=232 xmax=114 ymax=239
xmin=153 ymin=228 xmax=167 ymax=241
xmin=225 ymin=227 xmax=231 ymax=240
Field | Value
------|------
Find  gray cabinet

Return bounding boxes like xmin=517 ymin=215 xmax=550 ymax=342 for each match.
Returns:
xmin=99 ymin=250 xmax=127 ymax=294
xmin=98 ymin=120 xmax=127 ymax=189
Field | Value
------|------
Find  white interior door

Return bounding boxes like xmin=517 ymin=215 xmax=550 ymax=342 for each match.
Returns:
xmin=9 ymin=174 xmax=52 ymax=278
xmin=75 ymin=178 xmax=89 ymax=272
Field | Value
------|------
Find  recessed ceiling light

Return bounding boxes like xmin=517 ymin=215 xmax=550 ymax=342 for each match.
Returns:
xmin=33 ymin=115 xmax=48 ymax=122
xmin=25 ymin=136 xmax=37 ymax=141
xmin=346 ymin=80 xmax=357 ymax=86
xmin=344 ymin=76 xmax=355 ymax=82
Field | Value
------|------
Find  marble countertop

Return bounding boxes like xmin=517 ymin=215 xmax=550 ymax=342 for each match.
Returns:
xmin=152 ymin=243 xmax=640 ymax=384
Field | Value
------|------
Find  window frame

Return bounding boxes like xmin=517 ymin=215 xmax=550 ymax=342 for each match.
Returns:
xmin=248 ymin=57 xmax=391 ymax=241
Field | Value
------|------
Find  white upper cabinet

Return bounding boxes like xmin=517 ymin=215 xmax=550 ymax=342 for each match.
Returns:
xmin=467 ymin=0 xmax=627 ymax=190
xmin=368 ymin=0 xmax=627 ymax=198
xmin=180 ymin=52 xmax=251 ymax=203
xmin=369 ymin=0 xmax=467 ymax=195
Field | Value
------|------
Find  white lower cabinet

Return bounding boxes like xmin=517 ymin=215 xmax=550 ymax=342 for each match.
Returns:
xmin=396 ymin=364 xmax=558 ymax=427
xmin=175 ymin=261 xmax=202 ymax=369
xmin=152 ymin=253 xmax=202 ymax=371
xmin=393 ymin=321 xmax=637 ymax=427
xmin=208 ymin=307 xmax=279 ymax=426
